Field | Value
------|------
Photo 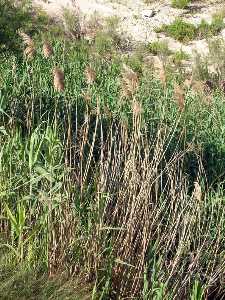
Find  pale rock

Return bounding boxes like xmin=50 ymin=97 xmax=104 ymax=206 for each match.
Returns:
xmin=141 ymin=9 xmax=156 ymax=19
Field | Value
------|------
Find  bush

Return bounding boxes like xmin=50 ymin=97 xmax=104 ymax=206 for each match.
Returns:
xmin=158 ymin=14 xmax=225 ymax=42
xmin=159 ymin=18 xmax=196 ymax=42
xmin=0 ymin=0 xmax=48 ymax=51
xmin=171 ymin=0 xmax=191 ymax=9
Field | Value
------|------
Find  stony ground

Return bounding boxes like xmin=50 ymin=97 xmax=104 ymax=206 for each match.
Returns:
xmin=34 ymin=0 xmax=225 ymax=61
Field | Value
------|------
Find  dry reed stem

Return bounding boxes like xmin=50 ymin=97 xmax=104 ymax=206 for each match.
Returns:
xmin=43 ymin=41 xmax=53 ymax=58
xmin=53 ymin=67 xmax=65 ymax=92
xmin=151 ymin=57 xmax=166 ymax=87
xmin=24 ymin=46 xmax=35 ymax=60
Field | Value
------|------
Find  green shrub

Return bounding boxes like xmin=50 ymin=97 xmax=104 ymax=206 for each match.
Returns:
xmin=158 ymin=18 xmax=196 ymax=42
xmin=158 ymin=14 xmax=225 ymax=42
xmin=0 ymin=0 xmax=49 ymax=52
xmin=171 ymin=0 xmax=191 ymax=9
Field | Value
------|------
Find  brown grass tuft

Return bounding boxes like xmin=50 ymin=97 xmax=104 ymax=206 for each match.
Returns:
xmin=43 ymin=41 xmax=53 ymax=58
xmin=53 ymin=67 xmax=65 ymax=92
xmin=191 ymin=80 xmax=212 ymax=105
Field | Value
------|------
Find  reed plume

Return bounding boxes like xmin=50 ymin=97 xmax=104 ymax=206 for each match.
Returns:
xmin=121 ymin=64 xmax=139 ymax=98
xmin=18 ymin=30 xmax=35 ymax=59
xmin=53 ymin=67 xmax=65 ymax=92
xmin=173 ymin=83 xmax=185 ymax=111
xmin=132 ymin=100 xmax=142 ymax=117
xmin=191 ymin=80 xmax=212 ymax=105
xmin=159 ymin=65 xmax=167 ymax=88
xmin=43 ymin=41 xmax=53 ymax=58
xmin=84 ymin=66 xmax=96 ymax=85
xmin=193 ymin=181 xmax=202 ymax=202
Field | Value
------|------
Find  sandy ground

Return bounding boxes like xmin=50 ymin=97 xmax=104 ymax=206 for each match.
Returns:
xmin=33 ymin=0 xmax=225 ymax=57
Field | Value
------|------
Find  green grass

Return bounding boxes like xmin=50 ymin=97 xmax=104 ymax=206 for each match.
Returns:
xmin=1 ymin=1 xmax=225 ymax=299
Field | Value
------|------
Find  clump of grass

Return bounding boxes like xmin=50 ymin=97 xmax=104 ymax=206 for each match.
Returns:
xmin=0 ymin=0 xmax=50 ymax=52
xmin=148 ymin=40 xmax=172 ymax=56
xmin=198 ymin=13 xmax=225 ymax=38
xmin=172 ymin=49 xmax=190 ymax=64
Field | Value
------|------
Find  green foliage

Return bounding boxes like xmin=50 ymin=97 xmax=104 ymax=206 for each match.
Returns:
xmin=171 ymin=0 xmax=191 ymax=9
xmin=0 ymin=0 xmax=49 ymax=51
xmin=190 ymin=280 xmax=204 ymax=300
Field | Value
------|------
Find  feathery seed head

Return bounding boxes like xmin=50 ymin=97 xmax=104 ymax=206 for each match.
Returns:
xmin=43 ymin=41 xmax=53 ymax=58
xmin=84 ymin=66 xmax=96 ymax=85
xmin=24 ymin=45 xmax=35 ymax=60
xmin=18 ymin=30 xmax=35 ymax=60
xmin=174 ymin=83 xmax=185 ymax=111
xmin=53 ymin=67 xmax=65 ymax=92
xmin=121 ymin=64 xmax=139 ymax=98
xmin=193 ymin=182 xmax=202 ymax=202
xmin=132 ymin=100 xmax=142 ymax=117
xmin=18 ymin=30 xmax=34 ymax=46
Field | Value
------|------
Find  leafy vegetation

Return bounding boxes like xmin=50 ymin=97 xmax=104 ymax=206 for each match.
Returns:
xmin=1 ymin=1 xmax=225 ymax=299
